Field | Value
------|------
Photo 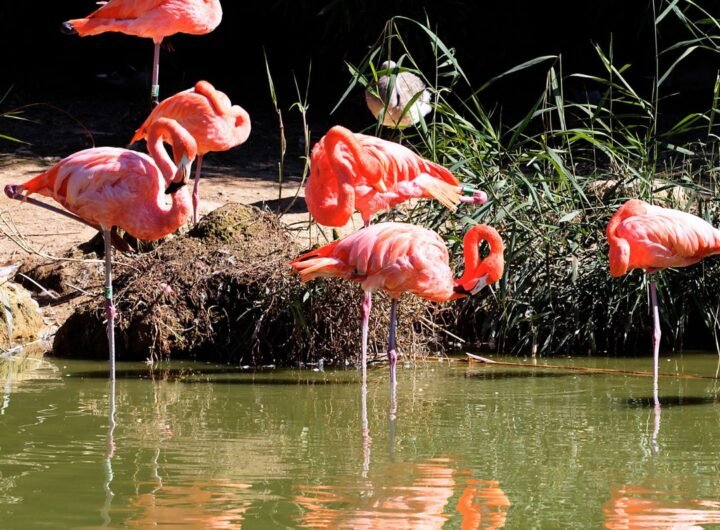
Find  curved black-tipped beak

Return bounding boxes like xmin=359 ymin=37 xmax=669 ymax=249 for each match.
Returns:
xmin=61 ymin=21 xmax=77 ymax=35
xmin=164 ymin=181 xmax=185 ymax=194
xmin=164 ymin=154 xmax=192 ymax=194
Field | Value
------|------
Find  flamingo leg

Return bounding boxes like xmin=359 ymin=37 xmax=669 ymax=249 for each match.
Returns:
xmin=388 ymin=298 xmax=398 ymax=387
xmin=649 ymin=280 xmax=661 ymax=408
xmin=103 ymin=229 xmax=117 ymax=381
xmin=5 ymin=187 xmax=98 ymax=230
xmin=151 ymin=41 xmax=161 ymax=107
xmin=192 ymin=155 xmax=204 ymax=225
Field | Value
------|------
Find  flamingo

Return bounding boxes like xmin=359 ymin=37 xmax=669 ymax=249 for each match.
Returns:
xmin=306 ymin=125 xmax=488 ymax=229
xmin=365 ymin=60 xmax=432 ymax=129
xmin=61 ymin=0 xmax=223 ymax=106
xmin=4 ymin=117 xmax=198 ymax=380
xmin=129 ymin=79 xmax=251 ymax=224
xmin=606 ymin=198 xmax=720 ymax=408
xmin=291 ymin=221 xmax=505 ymax=386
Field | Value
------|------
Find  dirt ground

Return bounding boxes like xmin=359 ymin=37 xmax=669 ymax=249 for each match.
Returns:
xmin=0 ymin=97 xmax=365 ymax=342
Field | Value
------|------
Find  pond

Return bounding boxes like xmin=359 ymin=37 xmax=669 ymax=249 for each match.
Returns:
xmin=2 ymin=351 xmax=720 ymax=529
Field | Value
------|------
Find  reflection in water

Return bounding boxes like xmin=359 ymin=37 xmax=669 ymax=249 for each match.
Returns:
xmin=101 ymin=378 xmax=117 ymax=527
xmin=128 ymin=479 xmax=253 ymax=529
xmin=293 ymin=458 xmax=510 ymax=529
xmin=361 ymin=378 xmax=371 ymax=478
xmin=604 ymin=484 xmax=720 ymax=529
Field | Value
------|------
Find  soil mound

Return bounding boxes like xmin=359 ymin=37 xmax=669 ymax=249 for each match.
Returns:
xmin=45 ymin=204 xmax=445 ymax=367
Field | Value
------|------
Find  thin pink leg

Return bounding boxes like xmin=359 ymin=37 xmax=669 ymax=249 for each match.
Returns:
xmin=192 ymin=156 xmax=204 ymax=225
xmin=151 ymin=41 xmax=161 ymax=107
xmin=649 ymin=280 xmax=660 ymax=408
xmin=388 ymin=298 xmax=398 ymax=387
xmin=103 ymin=229 xmax=116 ymax=381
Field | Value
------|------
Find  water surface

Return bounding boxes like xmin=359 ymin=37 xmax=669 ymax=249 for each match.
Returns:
xmin=2 ymin=352 xmax=720 ymax=529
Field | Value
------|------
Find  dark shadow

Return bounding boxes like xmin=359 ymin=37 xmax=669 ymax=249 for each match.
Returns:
xmin=464 ymin=370 xmax=593 ymax=381
xmin=250 ymin=195 xmax=307 ymax=215
xmin=615 ymin=395 xmax=720 ymax=409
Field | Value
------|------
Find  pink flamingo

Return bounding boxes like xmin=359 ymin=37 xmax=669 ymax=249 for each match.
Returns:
xmin=305 ymin=125 xmax=487 ymax=228
xmin=62 ymin=0 xmax=223 ymax=106
xmin=130 ymin=79 xmax=251 ymax=224
xmin=607 ymin=198 xmax=720 ymax=407
xmin=4 ymin=117 xmax=198 ymax=380
xmin=291 ymin=221 xmax=505 ymax=385
xmin=306 ymin=124 xmax=489 ymax=359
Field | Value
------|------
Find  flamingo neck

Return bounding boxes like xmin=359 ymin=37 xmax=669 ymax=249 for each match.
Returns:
xmin=452 ymin=224 xmax=505 ymax=299
xmin=323 ymin=125 xmax=385 ymax=190
xmin=306 ymin=138 xmax=355 ymax=227
xmin=145 ymin=118 xmax=197 ymax=186
xmin=607 ymin=199 xmax=648 ymax=277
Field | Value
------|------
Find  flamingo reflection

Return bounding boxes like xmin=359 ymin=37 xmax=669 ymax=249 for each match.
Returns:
xmin=604 ymin=484 xmax=720 ymax=529
xmin=128 ymin=479 xmax=253 ymax=529
xmin=293 ymin=458 xmax=509 ymax=529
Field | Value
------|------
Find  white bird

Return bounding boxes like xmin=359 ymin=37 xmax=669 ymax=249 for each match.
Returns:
xmin=365 ymin=60 xmax=432 ymax=128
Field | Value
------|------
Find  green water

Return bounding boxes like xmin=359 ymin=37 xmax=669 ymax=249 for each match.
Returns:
xmin=2 ymin=353 xmax=720 ymax=529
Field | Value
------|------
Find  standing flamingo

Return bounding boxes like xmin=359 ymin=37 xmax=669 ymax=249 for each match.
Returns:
xmin=365 ymin=60 xmax=432 ymax=129
xmin=606 ymin=198 xmax=720 ymax=407
xmin=4 ymin=117 xmax=198 ymax=380
xmin=291 ymin=221 xmax=504 ymax=386
xmin=62 ymin=0 xmax=223 ymax=106
xmin=306 ymin=125 xmax=487 ymax=229
xmin=129 ymin=79 xmax=251 ymax=225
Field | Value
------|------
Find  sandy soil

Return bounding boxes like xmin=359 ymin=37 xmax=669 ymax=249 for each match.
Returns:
xmin=0 ymin=154 xmax=312 ymax=260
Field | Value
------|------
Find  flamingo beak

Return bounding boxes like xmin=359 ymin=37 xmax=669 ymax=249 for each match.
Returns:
xmin=164 ymin=154 xmax=192 ymax=194
xmin=468 ymin=276 xmax=489 ymax=295
xmin=4 ymin=184 xmax=22 ymax=200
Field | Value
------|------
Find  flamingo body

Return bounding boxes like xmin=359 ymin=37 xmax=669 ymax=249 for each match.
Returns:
xmin=293 ymin=222 xmax=504 ymax=301
xmin=63 ymin=0 xmax=222 ymax=42
xmin=607 ymin=199 xmax=720 ymax=277
xmin=306 ymin=125 xmax=486 ymax=227
xmin=14 ymin=147 xmax=192 ymax=241
xmin=292 ymin=222 xmax=504 ymax=383
xmin=131 ymin=80 xmax=251 ymax=155
xmin=130 ymin=80 xmax=251 ymax=224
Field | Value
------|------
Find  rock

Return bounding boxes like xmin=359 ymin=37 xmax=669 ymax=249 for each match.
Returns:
xmin=0 ymin=281 xmax=44 ymax=349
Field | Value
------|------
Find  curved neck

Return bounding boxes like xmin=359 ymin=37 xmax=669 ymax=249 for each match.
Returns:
xmin=453 ymin=224 xmax=505 ymax=298
xmin=195 ymin=80 xmax=251 ymax=144
xmin=306 ymin=143 xmax=355 ymax=227
xmin=607 ymin=199 xmax=647 ymax=277
xmin=323 ymin=125 xmax=384 ymax=188
xmin=146 ymin=118 xmax=197 ymax=186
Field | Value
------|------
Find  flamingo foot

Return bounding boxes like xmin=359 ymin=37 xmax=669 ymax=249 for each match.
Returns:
xmin=105 ymin=298 xmax=117 ymax=321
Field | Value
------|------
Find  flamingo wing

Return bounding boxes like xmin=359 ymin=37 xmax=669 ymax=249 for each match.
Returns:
xmin=132 ymin=81 xmax=250 ymax=154
xmin=291 ymin=223 xmax=454 ymax=301
xmin=29 ymin=148 xmax=164 ymax=231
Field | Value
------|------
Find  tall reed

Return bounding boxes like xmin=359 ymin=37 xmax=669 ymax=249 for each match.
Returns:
xmin=340 ymin=0 xmax=720 ymax=357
